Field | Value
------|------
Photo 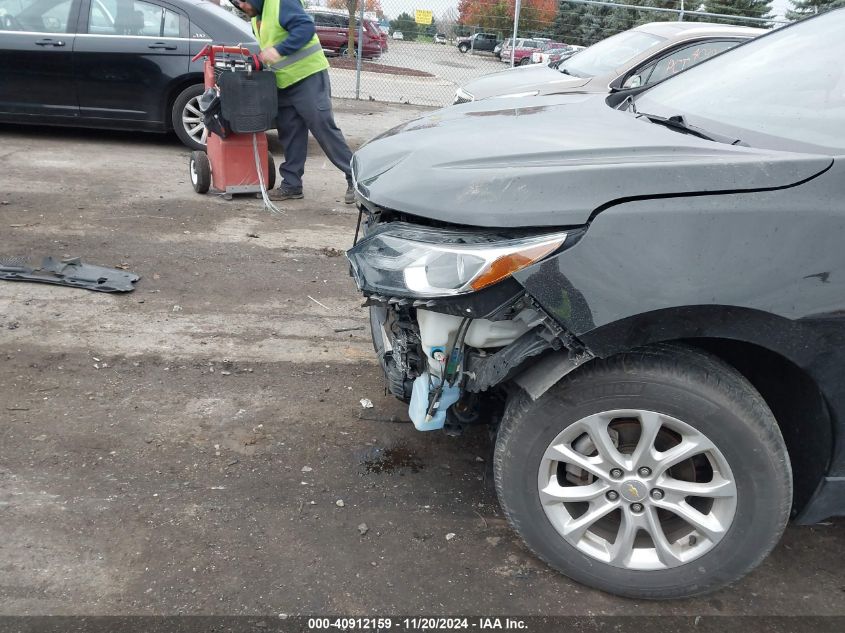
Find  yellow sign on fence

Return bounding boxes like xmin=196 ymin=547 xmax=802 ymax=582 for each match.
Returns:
xmin=415 ymin=9 xmax=433 ymax=25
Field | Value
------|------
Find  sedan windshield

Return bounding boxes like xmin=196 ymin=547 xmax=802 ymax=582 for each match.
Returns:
xmin=635 ymin=10 xmax=845 ymax=152
xmin=561 ymin=30 xmax=664 ymax=77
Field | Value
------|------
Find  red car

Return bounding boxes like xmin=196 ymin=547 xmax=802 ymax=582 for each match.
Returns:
xmin=500 ymin=38 xmax=544 ymax=66
xmin=309 ymin=9 xmax=383 ymax=58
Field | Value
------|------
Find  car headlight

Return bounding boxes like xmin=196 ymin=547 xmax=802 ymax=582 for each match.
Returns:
xmin=497 ymin=90 xmax=540 ymax=98
xmin=346 ymin=222 xmax=568 ymax=298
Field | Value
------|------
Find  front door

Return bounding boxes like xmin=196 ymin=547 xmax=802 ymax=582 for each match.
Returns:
xmin=0 ymin=0 xmax=80 ymax=116
xmin=73 ymin=0 xmax=188 ymax=124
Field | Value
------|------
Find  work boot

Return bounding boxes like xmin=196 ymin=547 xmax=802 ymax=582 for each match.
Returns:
xmin=344 ymin=181 xmax=355 ymax=205
xmin=268 ymin=185 xmax=303 ymax=201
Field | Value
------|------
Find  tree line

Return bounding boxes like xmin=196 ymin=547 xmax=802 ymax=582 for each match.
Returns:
xmin=446 ymin=0 xmax=844 ymax=46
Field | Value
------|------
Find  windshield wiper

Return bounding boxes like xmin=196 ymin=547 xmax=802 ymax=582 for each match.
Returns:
xmin=637 ymin=111 xmax=744 ymax=146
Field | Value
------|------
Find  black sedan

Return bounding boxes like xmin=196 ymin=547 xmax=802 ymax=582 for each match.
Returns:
xmin=347 ymin=9 xmax=845 ymax=598
xmin=0 ymin=0 xmax=255 ymax=149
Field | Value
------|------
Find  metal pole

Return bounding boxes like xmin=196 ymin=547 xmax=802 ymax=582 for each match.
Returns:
xmin=511 ymin=0 xmax=521 ymax=67
xmin=678 ymin=0 xmax=684 ymax=21
xmin=355 ymin=0 xmax=364 ymax=99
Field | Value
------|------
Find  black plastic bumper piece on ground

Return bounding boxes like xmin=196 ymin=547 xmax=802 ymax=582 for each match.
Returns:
xmin=0 ymin=256 xmax=140 ymax=293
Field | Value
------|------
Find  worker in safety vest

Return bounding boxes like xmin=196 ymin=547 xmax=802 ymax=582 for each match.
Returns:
xmin=230 ymin=0 xmax=355 ymax=204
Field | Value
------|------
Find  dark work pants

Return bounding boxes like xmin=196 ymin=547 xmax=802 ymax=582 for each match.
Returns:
xmin=276 ymin=69 xmax=353 ymax=190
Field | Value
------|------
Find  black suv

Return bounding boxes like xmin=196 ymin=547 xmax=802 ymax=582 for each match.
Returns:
xmin=456 ymin=32 xmax=499 ymax=54
xmin=348 ymin=10 xmax=845 ymax=599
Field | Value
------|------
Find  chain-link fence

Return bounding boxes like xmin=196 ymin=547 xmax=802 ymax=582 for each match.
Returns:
xmin=222 ymin=0 xmax=793 ymax=107
xmin=316 ymin=0 xmax=792 ymax=107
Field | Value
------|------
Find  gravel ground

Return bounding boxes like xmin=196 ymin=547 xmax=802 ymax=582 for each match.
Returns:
xmin=0 ymin=100 xmax=843 ymax=617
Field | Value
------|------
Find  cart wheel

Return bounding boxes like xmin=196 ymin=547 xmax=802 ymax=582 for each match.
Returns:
xmin=267 ymin=153 xmax=276 ymax=190
xmin=190 ymin=151 xmax=211 ymax=194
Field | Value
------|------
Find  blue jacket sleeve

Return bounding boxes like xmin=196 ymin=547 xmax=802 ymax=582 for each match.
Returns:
xmin=274 ymin=0 xmax=317 ymax=56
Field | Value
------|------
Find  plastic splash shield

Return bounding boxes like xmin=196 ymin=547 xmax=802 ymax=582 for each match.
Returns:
xmin=409 ymin=371 xmax=461 ymax=431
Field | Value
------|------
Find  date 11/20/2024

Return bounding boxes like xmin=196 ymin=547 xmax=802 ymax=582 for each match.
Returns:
xmin=307 ymin=618 xmax=528 ymax=630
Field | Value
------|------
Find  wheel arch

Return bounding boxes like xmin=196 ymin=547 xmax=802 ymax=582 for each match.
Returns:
xmin=513 ymin=305 xmax=836 ymax=519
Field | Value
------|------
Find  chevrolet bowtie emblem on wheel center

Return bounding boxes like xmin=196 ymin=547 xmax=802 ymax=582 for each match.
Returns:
xmin=620 ymin=480 xmax=648 ymax=503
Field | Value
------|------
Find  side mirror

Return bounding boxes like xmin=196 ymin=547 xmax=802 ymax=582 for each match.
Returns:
xmin=623 ymin=74 xmax=642 ymax=89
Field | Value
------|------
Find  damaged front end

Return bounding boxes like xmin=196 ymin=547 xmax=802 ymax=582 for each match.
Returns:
xmin=347 ymin=213 xmax=592 ymax=433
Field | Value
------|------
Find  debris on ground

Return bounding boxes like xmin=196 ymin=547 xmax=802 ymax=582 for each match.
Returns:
xmin=446 ymin=533 xmax=456 ymax=541
xmin=301 ymin=466 xmax=313 ymax=473
xmin=320 ymin=247 xmax=344 ymax=257
xmin=336 ymin=499 xmax=345 ymax=507
xmin=360 ymin=398 xmax=374 ymax=409
xmin=0 ymin=256 xmax=140 ymax=293
xmin=333 ymin=326 xmax=365 ymax=333
xmin=357 ymin=523 xmax=369 ymax=536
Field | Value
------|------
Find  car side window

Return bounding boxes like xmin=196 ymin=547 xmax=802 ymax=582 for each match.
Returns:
xmin=311 ymin=12 xmax=329 ymax=27
xmin=644 ymin=40 xmax=738 ymax=85
xmin=88 ymin=0 xmax=168 ymax=36
xmin=0 ymin=0 xmax=73 ymax=33
xmin=162 ymin=8 xmax=178 ymax=37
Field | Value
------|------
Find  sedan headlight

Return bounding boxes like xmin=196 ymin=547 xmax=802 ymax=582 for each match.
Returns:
xmin=347 ymin=222 xmax=567 ymax=298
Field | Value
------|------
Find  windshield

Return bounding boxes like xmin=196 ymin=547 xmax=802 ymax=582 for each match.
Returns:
xmin=635 ymin=10 xmax=845 ymax=152
xmin=561 ymin=30 xmax=664 ymax=77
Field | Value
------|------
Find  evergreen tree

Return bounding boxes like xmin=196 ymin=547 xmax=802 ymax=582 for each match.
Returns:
xmin=390 ymin=12 xmax=419 ymax=40
xmin=578 ymin=4 xmax=613 ymax=45
xmin=786 ymin=0 xmax=845 ymax=20
xmin=702 ymin=1 xmax=773 ymax=26
xmin=553 ymin=1 xmax=587 ymax=44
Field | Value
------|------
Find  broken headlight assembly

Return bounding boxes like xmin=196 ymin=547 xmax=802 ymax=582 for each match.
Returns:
xmin=347 ymin=222 xmax=568 ymax=298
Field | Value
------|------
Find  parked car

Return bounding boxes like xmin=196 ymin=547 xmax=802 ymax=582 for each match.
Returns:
xmin=493 ymin=39 xmax=506 ymax=58
xmin=309 ymin=9 xmax=382 ymax=58
xmin=500 ymin=37 xmax=544 ymax=65
xmin=530 ymin=41 xmax=569 ymax=64
xmin=531 ymin=46 xmax=573 ymax=65
xmin=348 ymin=8 xmax=845 ymax=599
xmin=456 ymin=32 xmax=498 ymax=54
xmin=434 ymin=32 xmax=447 ymax=45
xmin=0 ymin=0 xmax=259 ymax=150
xmin=392 ymin=30 xmax=403 ymax=40
xmin=455 ymin=22 xmax=762 ymax=103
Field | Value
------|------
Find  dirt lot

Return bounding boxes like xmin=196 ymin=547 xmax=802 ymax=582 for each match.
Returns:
xmin=1 ymin=100 xmax=844 ymax=617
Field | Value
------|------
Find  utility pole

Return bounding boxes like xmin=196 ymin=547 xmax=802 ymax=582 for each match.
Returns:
xmin=511 ymin=0 xmax=521 ymax=67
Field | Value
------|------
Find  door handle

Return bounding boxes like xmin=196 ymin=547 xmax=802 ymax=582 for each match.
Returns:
xmin=35 ymin=38 xmax=65 ymax=46
xmin=148 ymin=42 xmax=177 ymax=50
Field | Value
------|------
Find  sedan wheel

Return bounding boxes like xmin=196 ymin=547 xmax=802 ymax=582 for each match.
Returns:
xmin=182 ymin=95 xmax=207 ymax=146
xmin=172 ymin=84 xmax=207 ymax=151
xmin=494 ymin=343 xmax=792 ymax=599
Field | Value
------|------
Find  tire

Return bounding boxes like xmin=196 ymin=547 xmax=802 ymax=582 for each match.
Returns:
xmin=189 ymin=151 xmax=211 ymax=194
xmin=338 ymin=45 xmax=348 ymax=58
xmin=172 ymin=84 xmax=207 ymax=151
xmin=458 ymin=43 xmax=469 ymax=53
xmin=266 ymin=153 xmax=276 ymax=190
xmin=519 ymin=57 xmax=531 ymax=66
xmin=494 ymin=343 xmax=792 ymax=599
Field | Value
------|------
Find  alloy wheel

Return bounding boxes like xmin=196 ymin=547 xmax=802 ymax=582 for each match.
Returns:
xmin=537 ymin=409 xmax=737 ymax=570
xmin=182 ymin=95 xmax=207 ymax=146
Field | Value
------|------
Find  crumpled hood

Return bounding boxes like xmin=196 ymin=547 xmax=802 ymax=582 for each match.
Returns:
xmin=352 ymin=94 xmax=832 ymax=228
xmin=460 ymin=63 xmax=590 ymax=100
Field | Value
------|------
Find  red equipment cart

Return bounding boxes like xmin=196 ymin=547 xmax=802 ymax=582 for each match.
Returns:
xmin=189 ymin=44 xmax=276 ymax=199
